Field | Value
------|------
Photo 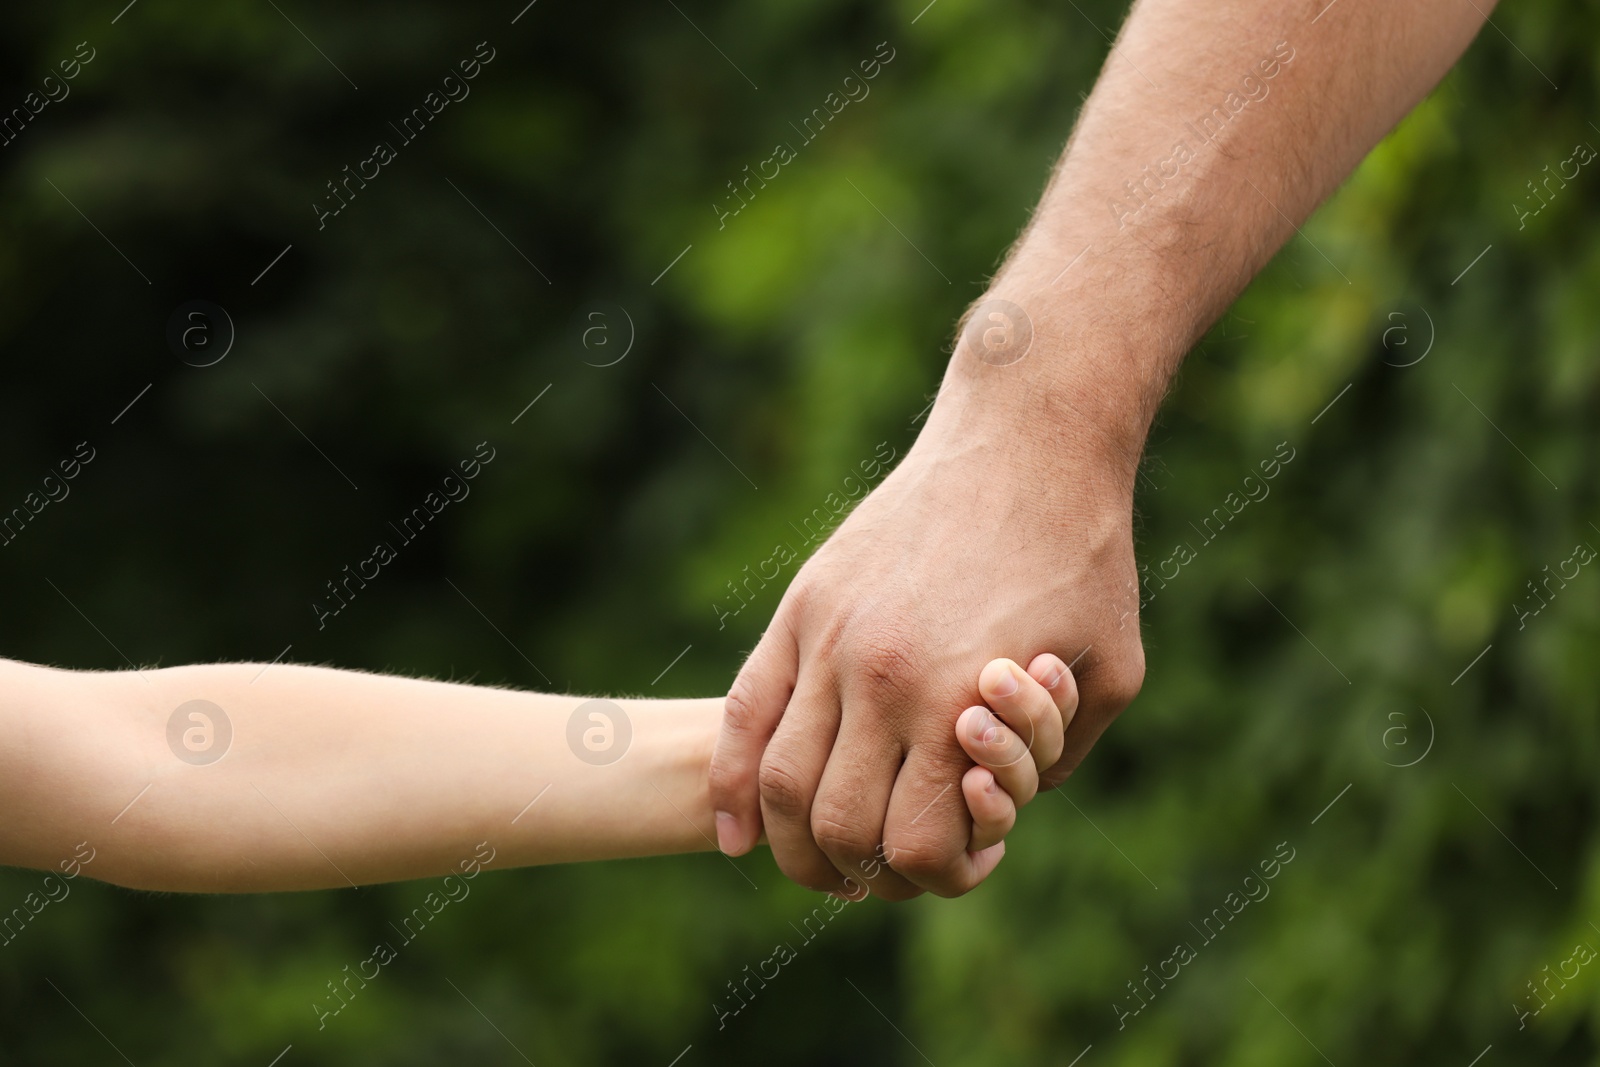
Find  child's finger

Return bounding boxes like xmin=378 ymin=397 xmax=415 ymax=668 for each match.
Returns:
xmin=957 ymin=704 xmax=1040 ymax=806
xmin=978 ymin=658 xmax=1065 ymax=775
xmin=963 ymin=765 xmax=1016 ymax=852
xmin=1027 ymin=653 xmax=1080 ymax=732
xmin=966 ymin=839 xmax=1006 ymax=885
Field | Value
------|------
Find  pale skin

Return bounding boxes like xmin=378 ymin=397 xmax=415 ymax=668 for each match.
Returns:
xmin=710 ymin=0 xmax=1498 ymax=899
xmin=0 ymin=655 xmax=1073 ymax=894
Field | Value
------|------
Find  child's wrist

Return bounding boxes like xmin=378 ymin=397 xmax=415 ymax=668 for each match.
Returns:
xmin=609 ymin=698 xmax=720 ymax=855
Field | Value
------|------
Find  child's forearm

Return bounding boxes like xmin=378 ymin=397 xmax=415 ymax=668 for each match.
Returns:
xmin=0 ymin=659 xmax=721 ymax=892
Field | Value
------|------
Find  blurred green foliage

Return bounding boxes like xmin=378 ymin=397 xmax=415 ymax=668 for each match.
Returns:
xmin=2 ymin=0 xmax=1598 ymax=1063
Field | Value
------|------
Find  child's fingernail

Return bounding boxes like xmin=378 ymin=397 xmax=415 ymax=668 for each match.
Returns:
xmin=967 ymin=707 xmax=995 ymax=742
xmin=1044 ymin=667 xmax=1064 ymax=690
xmin=984 ymin=772 xmax=1001 ymax=795
xmin=985 ymin=662 xmax=1024 ymax=697
xmin=715 ymin=811 xmax=741 ymax=855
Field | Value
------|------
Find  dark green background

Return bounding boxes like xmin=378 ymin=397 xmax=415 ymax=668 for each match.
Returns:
xmin=1 ymin=0 xmax=1597 ymax=1063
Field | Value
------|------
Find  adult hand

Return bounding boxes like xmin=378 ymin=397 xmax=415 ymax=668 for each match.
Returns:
xmin=708 ymin=309 xmax=1149 ymax=899
xmin=709 ymin=0 xmax=1493 ymax=900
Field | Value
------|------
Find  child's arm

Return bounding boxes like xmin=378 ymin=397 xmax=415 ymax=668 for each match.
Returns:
xmin=0 ymin=654 xmax=1073 ymax=895
xmin=0 ymin=659 xmax=721 ymax=892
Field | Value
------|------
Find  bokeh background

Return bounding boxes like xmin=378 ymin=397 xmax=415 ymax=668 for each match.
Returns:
xmin=2 ymin=0 xmax=1598 ymax=1063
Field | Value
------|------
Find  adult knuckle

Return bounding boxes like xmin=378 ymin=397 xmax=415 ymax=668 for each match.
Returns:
xmin=884 ymin=834 xmax=960 ymax=885
xmin=811 ymin=808 xmax=877 ymax=859
xmin=853 ymin=625 xmax=923 ymax=697
xmin=706 ymin=748 xmax=747 ymax=800
xmin=784 ymin=569 xmax=821 ymax=612
xmin=758 ymin=754 xmax=813 ymax=819
xmin=722 ymin=676 xmax=764 ymax=737
xmin=1099 ymin=644 xmax=1147 ymax=711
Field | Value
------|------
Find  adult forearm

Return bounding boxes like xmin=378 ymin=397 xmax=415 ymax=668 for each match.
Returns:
xmin=0 ymin=661 xmax=720 ymax=892
xmin=938 ymin=0 xmax=1492 ymax=468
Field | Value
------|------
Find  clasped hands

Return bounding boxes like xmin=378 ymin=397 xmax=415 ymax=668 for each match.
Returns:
xmin=707 ymin=364 xmax=1148 ymax=900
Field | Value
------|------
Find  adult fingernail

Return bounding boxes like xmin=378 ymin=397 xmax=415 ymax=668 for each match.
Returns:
xmin=715 ymin=811 xmax=741 ymax=855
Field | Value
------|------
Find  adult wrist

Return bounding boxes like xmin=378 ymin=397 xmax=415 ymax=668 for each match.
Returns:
xmin=925 ymin=294 xmax=1159 ymax=499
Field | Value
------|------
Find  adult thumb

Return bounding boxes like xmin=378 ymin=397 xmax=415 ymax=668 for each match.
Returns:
xmin=709 ymin=617 xmax=798 ymax=855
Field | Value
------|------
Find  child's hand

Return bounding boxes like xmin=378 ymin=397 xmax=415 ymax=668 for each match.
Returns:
xmin=956 ymin=655 xmax=1079 ymax=859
